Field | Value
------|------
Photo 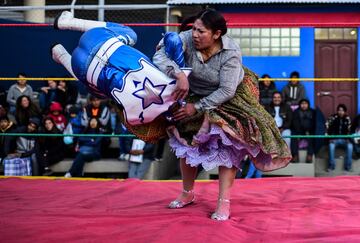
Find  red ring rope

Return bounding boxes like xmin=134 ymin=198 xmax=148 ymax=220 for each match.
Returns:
xmin=0 ymin=23 xmax=359 ymax=27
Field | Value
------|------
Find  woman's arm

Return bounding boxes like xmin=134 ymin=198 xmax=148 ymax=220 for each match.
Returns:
xmin=195 ymin=54 xmax=242 ymax=111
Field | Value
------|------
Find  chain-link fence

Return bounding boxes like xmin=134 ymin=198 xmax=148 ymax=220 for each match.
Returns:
xmin=0 ymin=4 xmax=170 ymax=24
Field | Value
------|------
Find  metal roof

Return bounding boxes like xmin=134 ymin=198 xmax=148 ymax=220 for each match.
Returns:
xmin=167 ymin=0 xmax=360 ymax=5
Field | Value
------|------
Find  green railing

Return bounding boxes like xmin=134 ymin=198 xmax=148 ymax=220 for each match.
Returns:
xmin=0 ymin=133 xmax=359 ymax=139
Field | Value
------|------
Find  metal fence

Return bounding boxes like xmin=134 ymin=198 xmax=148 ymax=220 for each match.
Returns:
xmin=0 ymin=4 xmax=170 ymax=24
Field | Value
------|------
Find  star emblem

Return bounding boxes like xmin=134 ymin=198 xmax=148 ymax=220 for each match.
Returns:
xmin=132 ymin=77 xmax=166 ymax=110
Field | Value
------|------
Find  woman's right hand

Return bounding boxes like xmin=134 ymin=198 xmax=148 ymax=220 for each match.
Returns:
xmin=172 ymin=72 xmax=189 ymax=101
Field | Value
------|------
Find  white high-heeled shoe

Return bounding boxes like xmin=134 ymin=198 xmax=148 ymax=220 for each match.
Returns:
xmin=168 ymin=189 xmax=195 ymax=209
xmin=211 ymin=198 xmax=230 ymax=221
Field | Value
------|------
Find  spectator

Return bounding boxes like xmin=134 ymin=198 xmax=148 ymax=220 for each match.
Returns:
xmin=0 ymin=115 xmax=17 ymax=161
xmin=82 ymin=96 xmax=111 ymax=153
xmin=81 ymin=95 xmax=110 ymax=131
xmin=291 ymin=99 xmax=316 ymax=163
xmin=64 ymin=118 xmax=103 ymax=177
xmin=39 ymin=80 xmax=58 ymax=112
xmin=15 ymin=95 xmax=41 ymax=127
xmin=3 ymin=117 xmax=40 ymax=175
xmin=127 ymin=138 xmax=155 ymax=179
xmin=281 ymin=71 xmax=306 ymax=110
xmin=7 ymin=73 xmax=34 ymax=114
xmin=259 ymin=74 xmax=277 ymax=107
xmin=56 ymin=80 xmax=78 ymax=110
xmin=37 ymin=117 xmax=65 ymax=176
xmin=47 ymin=101 xmax=67 ymax=132
xmin=326 ymin=104 xmax=353 ymax=172
xmin=266 ymin=92 xmax=292 ymax=147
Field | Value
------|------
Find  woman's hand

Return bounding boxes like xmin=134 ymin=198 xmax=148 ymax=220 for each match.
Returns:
xmin=172 ymin=72 xmax=189 ymax=101
xmin=173 ymin=103 xmax=196 ymax=121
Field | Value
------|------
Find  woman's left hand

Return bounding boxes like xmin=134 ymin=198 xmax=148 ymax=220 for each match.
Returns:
xmin=173 ymin=103 xmax=197 ymax=121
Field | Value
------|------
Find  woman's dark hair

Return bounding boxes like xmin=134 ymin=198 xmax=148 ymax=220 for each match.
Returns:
xmin=259 ymin=74 xmax=275 ymax=89
xmin=298 ymin=98 xmax=310 ymax=106
xmin=15 ymin=95 xmax=41 ymax=126
xmin=180 ymin=15 xmax=197 ymax=32
xmin=290 ymin=71 xmax=300 ymax=78
xmin=43 ymin=116 xmax=60 ymax=133
xmin=195 ymin=8 xmax=227 ymax=36
xmin=337 ymin=104 xmax=347 ymax=112
xmin=16 ymin=95 xmax=31 ymax=108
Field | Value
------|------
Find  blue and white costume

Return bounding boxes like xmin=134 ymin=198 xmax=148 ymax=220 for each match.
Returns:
xmin=70 ymin=25 xmax=180 ymax=125
xmin=52 ymin=14 xmax=187 ymax=126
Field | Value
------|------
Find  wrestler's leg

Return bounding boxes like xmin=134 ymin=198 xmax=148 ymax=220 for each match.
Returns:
xmin=51 ymin=44 xmax=77 ymax=79
xmin=54 ymin=11 xmax=105 ymax=32
xmin=211 ymin=166 xmax=237 ymax=221
xmin=168 ymin=158 xmax=197 ymax=208
xmin=54 ymin=11 xmax=137 ymax=46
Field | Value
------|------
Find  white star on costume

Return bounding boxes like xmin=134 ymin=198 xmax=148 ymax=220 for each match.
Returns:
xmin=132 ymin=77 xmax=166 ymax=110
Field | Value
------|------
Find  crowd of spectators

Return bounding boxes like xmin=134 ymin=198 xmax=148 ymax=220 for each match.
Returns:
xmin=258 ymin=71 xmax=360 ymax=175
xmin=1 ymin=71 xmax=360 ymax=178
xmin=0 ymin=73 xmax=157 ymax=178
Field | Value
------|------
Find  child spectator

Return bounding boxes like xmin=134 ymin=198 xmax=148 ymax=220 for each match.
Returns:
xmin=37 ymin=117 xmax=65 ymax=176
xmin=64 ymin=118 xmax=102 ymax=177
xmin=47 ymin=101 xmax=67 ymax=132
xmin=259 ymin=74 xmax=277 ymax=107
xmin=15 ymin=95 xmax=41 ymax=127
xmin=282 ymin=71 xmax=306 ymax=111
xmin=6 ymin=73 xmax=33 ymax=115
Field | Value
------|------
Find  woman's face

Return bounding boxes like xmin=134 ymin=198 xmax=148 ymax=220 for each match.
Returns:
xmin=21 ymin=97 xmax=30 ymax=108
xmin=48 ymin=80 xmax=57 ymax=89
xmin=44 ymin=119 xmax=54 ymax=131
xmin=89 ymin=118 xmax=98 ymax=129
xmin=59 ymin=80 xmax=66 ymax=88
xmin=192 ymin=19 xmax=220 ymax=51
xmin=263 ymin=79 xmax=271 ymax=87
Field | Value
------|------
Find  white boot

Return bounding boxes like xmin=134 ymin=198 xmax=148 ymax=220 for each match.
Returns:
xmin=54 ymin=11 xmax=106 ymax=32
xmin=51 ymin=44 xmax=77 ymax=79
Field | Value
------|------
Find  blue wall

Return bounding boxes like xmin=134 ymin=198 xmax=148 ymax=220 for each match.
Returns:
xmin=243 ymin=28 xmax=315 ymax=107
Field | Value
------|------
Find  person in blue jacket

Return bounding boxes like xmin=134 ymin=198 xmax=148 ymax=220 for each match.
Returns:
xmin=65 ymin=117 xmax=102 ymax=177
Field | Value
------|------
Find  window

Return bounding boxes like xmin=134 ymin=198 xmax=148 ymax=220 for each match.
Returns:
xmin=228 ymin=28 xmax=300 ymax=56
xmin=315 ymin=28 xmax=357 ymax=40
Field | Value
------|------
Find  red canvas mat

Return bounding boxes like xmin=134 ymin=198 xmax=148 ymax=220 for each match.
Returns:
xmin=1 ymin=176 xmax=360 ymax=242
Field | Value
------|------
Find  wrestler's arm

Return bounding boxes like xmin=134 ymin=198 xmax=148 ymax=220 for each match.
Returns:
xmin=153 ymin=31 xmax=191 ymax=100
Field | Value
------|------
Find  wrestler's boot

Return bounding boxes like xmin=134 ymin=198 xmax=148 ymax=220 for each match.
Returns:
xmin=54 ymin=11 xmax=137 ymax=46
xmin=54 ymin=11 xmax=105 ymax=32
xmin=51 ymin=44 xmax=77 ymax=79
xmin=168 ymin=189 xmax=195 ymax=209
xmin=211 ymin=198 xmax=231 ymax=221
